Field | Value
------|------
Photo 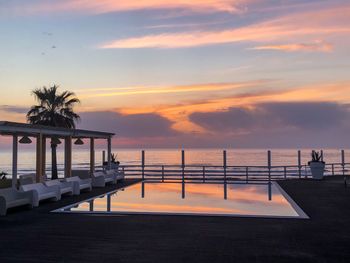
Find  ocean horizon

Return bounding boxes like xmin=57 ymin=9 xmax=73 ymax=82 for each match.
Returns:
xmin=1 ymin=148 xmax=348 ymax=177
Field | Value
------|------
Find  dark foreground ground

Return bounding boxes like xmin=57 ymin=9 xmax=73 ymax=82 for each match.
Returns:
xmin=1 ymin=176 xmax=350 ymax=263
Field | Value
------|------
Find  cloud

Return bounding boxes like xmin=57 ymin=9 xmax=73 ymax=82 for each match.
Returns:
xmin=78 ymin=111 xmax=178 ymax=138
xmin=251 ymin=41 xmax=333 ymax=52
xmin=99 ymin=5 xmax=350 ymax=49
xmin=78 ymin=81 xmax=264 ymax=98
xmin=189 ymin=102 xmax=350 ymax=132
xmin=2 ymin=0 xmax=250 ymax=16
xmin=89 ymin=81 xmax=350 ymax=137
xmin=261 ymin=102 xmax=350 ymax=130
xmin=185 ymin=102 xmax=350 ymax=148
xmin=190 ymin=107 xmax=258 ymax=132
xmin=0 ymin=105 xmax=29 ymax=114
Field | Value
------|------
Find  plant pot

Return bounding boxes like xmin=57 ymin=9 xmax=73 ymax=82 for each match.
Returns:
xmin=309 ymin=162 xmax=325 ymax=180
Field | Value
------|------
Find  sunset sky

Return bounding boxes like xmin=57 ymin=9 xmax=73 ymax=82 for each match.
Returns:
xmin=1 ymin=0 xmax=350 ymax=148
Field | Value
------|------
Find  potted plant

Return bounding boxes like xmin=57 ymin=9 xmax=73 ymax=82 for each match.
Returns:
xmin=103 ymin=153 xmax=120 ymax=169
xmin=0 ymin=171 xmax=7 ymax=180
xmin=308 ymin=151 xmax=325 ymax=180
xmin=0 ymin=171 xmax=9 ymax=189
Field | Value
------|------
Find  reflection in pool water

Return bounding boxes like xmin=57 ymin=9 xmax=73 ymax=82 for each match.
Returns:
xmin=55 ymin=182 xmax=308 ymax=218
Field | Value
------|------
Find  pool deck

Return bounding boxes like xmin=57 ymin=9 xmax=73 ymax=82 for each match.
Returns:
xmin=1 ymin=176 xmax=350 ymax=262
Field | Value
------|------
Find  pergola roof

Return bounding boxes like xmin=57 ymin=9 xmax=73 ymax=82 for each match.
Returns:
xmin=0 ymin=121 xmax=114 ymax=139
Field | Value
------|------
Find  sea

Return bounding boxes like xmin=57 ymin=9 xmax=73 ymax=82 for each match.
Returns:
xmin=0 ymin=148 xmax=348 ymax=177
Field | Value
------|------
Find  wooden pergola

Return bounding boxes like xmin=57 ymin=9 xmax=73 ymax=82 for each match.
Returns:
xmin=0 ymin=121 xmax=115 ymax=188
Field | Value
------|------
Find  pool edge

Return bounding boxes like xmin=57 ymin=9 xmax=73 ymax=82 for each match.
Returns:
xmin=274 ymin=181 xmax=309 ymax=219
xmin=52 ymin=181 xmax=310 ymax=220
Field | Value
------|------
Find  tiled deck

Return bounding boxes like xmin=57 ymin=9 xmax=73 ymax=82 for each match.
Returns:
xmin=1 ymin=177 xmax=350 ymax=262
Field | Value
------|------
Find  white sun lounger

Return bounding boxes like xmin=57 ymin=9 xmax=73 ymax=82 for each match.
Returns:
xmin=19 ymin=173 xmax=36 ymax=186
xmin=19 ymin=173 xmax=48 ymax=186
xmin=0 ymin=188 xmax=34 ymax=216
xmin=20 ymin=183 xmax=61 ymax=207
xmin=44 ymin=180 xmax=74 ymax=196
xmin=105 ymin=169 xmax=124 ymax=181
xmin=65 ymin=176 xmax=92 ymax=195
xmin=92 ymin=171 xmax=116 ymax=187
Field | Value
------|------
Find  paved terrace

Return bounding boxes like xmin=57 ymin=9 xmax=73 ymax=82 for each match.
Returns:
xmin=0 ymin=176 xmax=350 ymax=263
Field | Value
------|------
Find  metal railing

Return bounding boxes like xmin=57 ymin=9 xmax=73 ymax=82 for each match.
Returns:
xmin=119 ymin=162 xmax=349 ymax=183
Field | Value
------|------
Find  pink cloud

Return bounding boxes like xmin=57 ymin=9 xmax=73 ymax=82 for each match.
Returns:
xmin=251 ymin=41 xmax=333 ymax=52
xmin=14 ymin=0 xmax=251 ymax=15
xmin=98 ymin=5 xmax=350 ymax=49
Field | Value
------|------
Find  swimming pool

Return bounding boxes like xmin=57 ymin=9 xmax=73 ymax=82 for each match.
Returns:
xmin=53 ymin=182 xmax=308 ymax=218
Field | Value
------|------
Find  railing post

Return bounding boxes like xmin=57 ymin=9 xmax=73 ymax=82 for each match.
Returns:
xmin=162 ymin=165 xmax=164 ymax=182
xmin=202 ymin=166 xmax=205 ymax=183
xmin=141 ymin=150 xmax=145 ymax=181
xmin=341 ymin=149 xmax=346 ymax=187
xmin=305 ymin=165 xmax=308 ymax=179
xmin=182 ymin=149 xmax=185 ymax=198
xmin=332 ymin=164 xmax=334 ymax=176
xmin=102 ymin=150 xmax=106 ymax=165
xmin=107 ymin=137 xmax=112 ymax=170
xmin=90 ymin=138 xmax=95 ymax=175
xmin=12 ymin=135 xmax=18 ymax=189
xmin=245 ymin=167 xmax=248 ymax=183
xmin=298 ymin=150 xmax=301 ymax=179
xmin=268 ymin=150 xmax=272 ymax=200
xmin=223 ymin=150 xmax=227 ymax=200
xmin=267 ymin=150 xmax=271 ymax=180
xmin=223 ymin=150 xmax=227 ymax=180
xmin=284 ymin=166 xmax=287 ymax=179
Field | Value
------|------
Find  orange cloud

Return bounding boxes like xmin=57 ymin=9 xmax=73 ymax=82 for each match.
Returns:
xmin=115 ymin=80 xmax=350 ymax=134
xmin=77 ymin=80 xmax=350 ymax=138
xmin=251 ymin=41 xmax=333 ymax=52
xmin=79 ymin=81 xmax=265 ymax=98
xmin=99 ymin=6 xmax=350 ymax=49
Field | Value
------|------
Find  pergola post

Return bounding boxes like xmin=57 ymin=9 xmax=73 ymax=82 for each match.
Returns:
xmin=41 ymin=136 xmax=46 ymax=180
xmin=90 ymin=138 xmax=95 ymax=175
xmin=64 ymin=136 xmax=72 ymax=178
xmin=12 ymin=135 xmax=18 ymax=189
xmin=36 ymin=134 xmax=43 ymax=183
xmin=107 ymin=136 xmax=112 ymax=170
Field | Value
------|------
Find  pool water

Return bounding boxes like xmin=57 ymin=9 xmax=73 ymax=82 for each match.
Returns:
xmin=54 ymin=182 xmax=308 ymax=218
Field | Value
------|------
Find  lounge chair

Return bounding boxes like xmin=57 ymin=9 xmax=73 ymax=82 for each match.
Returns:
xmin=92 ymin=171 xmax=116 ymax=187
xmin=19 ymin=173 xmax=36 ymax=186
xmin=44 ymin=180 xmax=74 ymax=196
xmin=65 ymin=176 xmax=92 ymax=195
xmin=19 ymin=173 xmax=48 ymax=186
xmin=105 ymin=169 xmax=124 ymax=182
xmin=20 ymin=183 xmax=61 ymax=207
xmin=0 ymin=188 xmax=34 ymax=216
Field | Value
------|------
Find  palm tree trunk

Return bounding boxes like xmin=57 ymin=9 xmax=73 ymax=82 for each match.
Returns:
xmin=51 ymin=143 xmax=58 ymax=180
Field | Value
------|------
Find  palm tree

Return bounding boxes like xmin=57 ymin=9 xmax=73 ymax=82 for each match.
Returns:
xmin=27 ymin=85 xmax=80 ymax=180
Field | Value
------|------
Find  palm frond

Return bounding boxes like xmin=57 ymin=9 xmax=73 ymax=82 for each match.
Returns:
xmin=27 ymin=85 xmax=80 ymax=129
